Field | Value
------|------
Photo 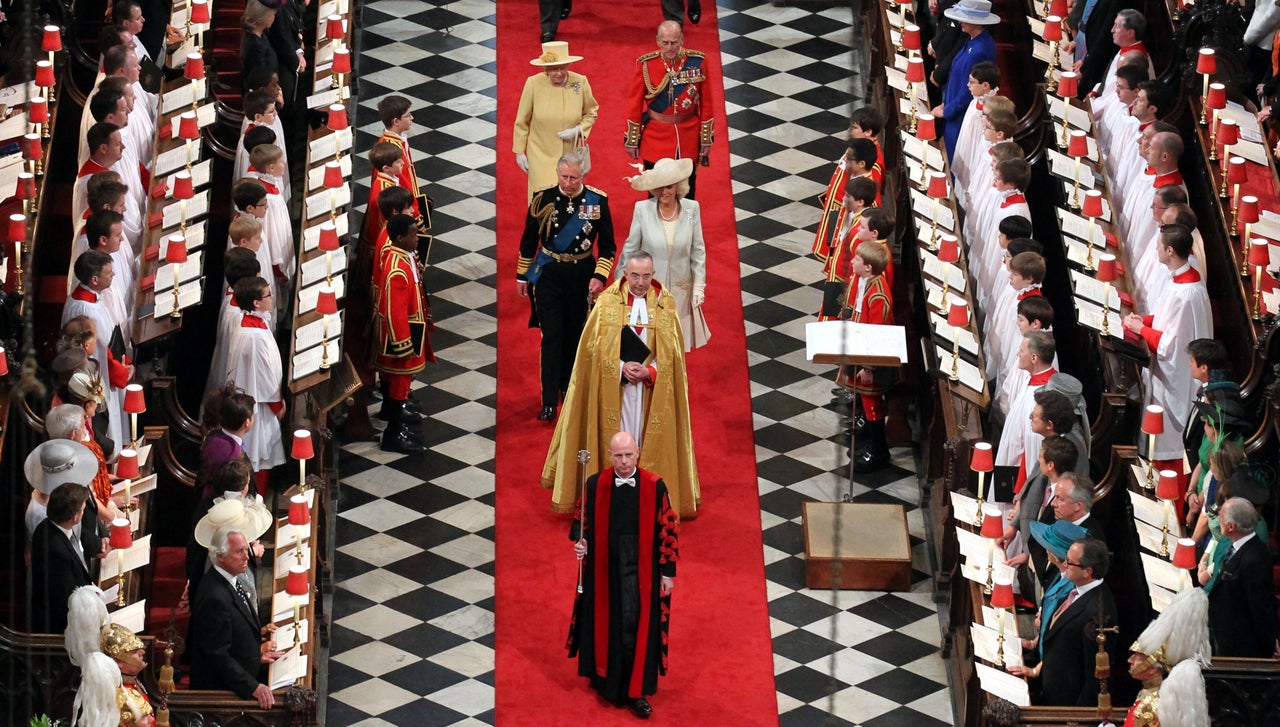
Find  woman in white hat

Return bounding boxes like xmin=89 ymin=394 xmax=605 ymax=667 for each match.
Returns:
xmin=513 ymin=41 xmax=599 ymax=201
xmin=620 ymin=157 xmax=709 ymax=351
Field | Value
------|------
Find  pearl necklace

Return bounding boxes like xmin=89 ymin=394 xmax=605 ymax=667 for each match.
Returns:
xmin=658 ymin=204 xmax=679 ymax=222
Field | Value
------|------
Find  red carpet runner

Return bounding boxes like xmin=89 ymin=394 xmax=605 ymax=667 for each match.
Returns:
xmin=493 ymin=1 xmax=777 ymax=724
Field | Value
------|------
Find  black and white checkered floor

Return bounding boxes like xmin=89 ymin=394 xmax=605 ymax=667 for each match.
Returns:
xmin=325 ymin=1 xmax=952 ymax=724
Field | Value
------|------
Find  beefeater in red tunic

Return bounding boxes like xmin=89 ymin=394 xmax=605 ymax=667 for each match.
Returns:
xmin=625 ymin=20 xmax=716 ymax=199
xmin=374 ymin=215 xmax=433 ymax=455
xmin=568 ymin=432 xmax=679 ymax=720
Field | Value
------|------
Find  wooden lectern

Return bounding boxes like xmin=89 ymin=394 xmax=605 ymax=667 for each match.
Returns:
xmin=801 ymin=321 xmax=912 ymax=590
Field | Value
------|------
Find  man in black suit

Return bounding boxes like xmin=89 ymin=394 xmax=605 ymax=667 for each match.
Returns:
xmin=1050 ymin=472 xmax=1106 ymax=543
xmin=1208 ymin=498 xmax=1278 ymax=658
xmin=30 ymin=484 xmax=94 ymax=633
xmin=1027 ymin=537 xmax=1119 ymax=705
xmin=190 ymin=527 xmax=281 ymax=709
xmin=1069 ymin=0 xmax=1142 ymax=95
xmin=1005 ymin=435 xmax=1079 ymax=588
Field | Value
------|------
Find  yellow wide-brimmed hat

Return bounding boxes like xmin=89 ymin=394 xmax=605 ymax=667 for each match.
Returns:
xmin=530 ymin=41 xmax=583 ymax=67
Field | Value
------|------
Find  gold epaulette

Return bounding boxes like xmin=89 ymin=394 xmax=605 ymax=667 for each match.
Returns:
xmin=636 ymin=50 xmax=661 ymax=63
xmin=684 ymin=49 xmax=705 ymax=58
xmin=585 ymin=185 xmax=608 ymax=197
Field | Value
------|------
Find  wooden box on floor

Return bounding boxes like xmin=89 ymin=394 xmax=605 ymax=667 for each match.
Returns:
xmin=802 ymin=502 xmax=912 ymax=591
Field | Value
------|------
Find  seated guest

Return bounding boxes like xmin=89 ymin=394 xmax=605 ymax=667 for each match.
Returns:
xmin=189 ymin=526 xmax=281 ymax=709
xmin=30 ymin=481 xmax=95 ymax=633
xmin=1205 ymin=498 xmax=1278 ymax=658
xmin=1010 ymin=537 xmax=1118 ymax=706
xmin=1050 ymin=472 xmax=1106 ymax=542
xmin=46 ymin=396 xmax=125 ymax=528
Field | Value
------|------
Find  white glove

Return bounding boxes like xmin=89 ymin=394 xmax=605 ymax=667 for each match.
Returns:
xmin=692 ymin=286 xmax=705 ymax=308
xmin=516 ymin=153 xmax=529 ymax=173
xmin=557 ymin=126 xmax=581 ymax=141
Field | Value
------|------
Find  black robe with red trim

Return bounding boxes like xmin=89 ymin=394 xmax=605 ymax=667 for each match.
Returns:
xmin=567 ymin=466 xmax=679 ymax=701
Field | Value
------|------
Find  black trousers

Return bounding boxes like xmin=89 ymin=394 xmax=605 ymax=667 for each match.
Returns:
xmin=531 ymin=257 xmax=594 ymax=407
xmin=538 ymin=0 xmax=562 ymax=36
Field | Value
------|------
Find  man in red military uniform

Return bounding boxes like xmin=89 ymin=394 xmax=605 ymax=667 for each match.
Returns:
xmin=374 ymin=214 xmax=433 ymax=455
xmin=625 ymin=20 xmax=716 ymax=199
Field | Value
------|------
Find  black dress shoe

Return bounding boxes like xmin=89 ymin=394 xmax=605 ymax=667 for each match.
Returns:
xmin=629 ymin=697 xmax=652 ymax=719
xmin=541 ymin=31 xmax=555 ymax=42
xmin=687 ymin=0 xmax=701 ymax=24
xmin=382 ymin=428 xmax=428 ymax=455
xmin=537 ymin=406 xmax=556 ymax=421
xmin=560 ymin=1 xmax=572 ymax=19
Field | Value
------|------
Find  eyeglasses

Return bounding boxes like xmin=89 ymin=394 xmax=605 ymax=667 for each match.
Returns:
xmin=1063 ymin=560 xmax=1085 ymax=569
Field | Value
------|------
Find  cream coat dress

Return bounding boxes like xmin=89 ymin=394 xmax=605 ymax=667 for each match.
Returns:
xmin=619 ymin=198 xmax=709 ymax=351
xmin=512 ymin=71 xmax=599 ymax=201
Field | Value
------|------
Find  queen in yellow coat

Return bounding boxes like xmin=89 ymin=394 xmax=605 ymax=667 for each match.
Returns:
xmin=513 ymin=41 xmax=599 ymax=202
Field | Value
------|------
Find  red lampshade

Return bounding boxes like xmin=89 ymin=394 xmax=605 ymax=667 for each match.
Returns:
xmin=316 ymin=286 xmax=339 ymax=316
xmin=326 ymin=15 xmax=345 ymax=42
xmin=292 ymin=429 xmax=314 ymax=460
xmin=165 ymin=235 xmax=188 ymax=264
xmin=1049 ymin=0 xmax=1067 ymax=17
xmin=7 ymin=214 xmax=25 ymax=243
xmin=938 ymin=235 xmax=960 ymax=263
xmin=990 ymin=577 xmax=1015 ymax=609
xmin=906 ymin=57 xmax=926 ymax=84
xmin=288 ymin=493 xmax=311 ymax=527
xmin=109 ymin=518 xmax=133 ymax=550
xmin=1141 ymin=404 xmax=1165 ymax=435
xmin=1239 ymin=196 xmax=1260 ymax=228
xmin=190 ymin=0 xmax=211 ymax=24
xmin=34 ymin=61 xmax=55 ymax=88
xmin=27 ymin=97 xmax=48 ymax=124
xmin=172 ymin=172 xmax=194 ymax=200
xmin=1156 ymin=469 xmax=1180 ymax=500
xmin=332 ymin=48 xmax=352 ymax=75
xmin=1082 ymin=190 xmax=1104 ymax=218
xmin=916 ymin=113 xmax=936 ymax=141
xmin=184 ymin=52 xmax=204 ymax=81
xmin=970 ymin=441 xmax=994 ymax=472
xmin=980 ymin=506 xmax=1004 ymax=539
xmin=42 ymin=25 xmax=62 ymax=53
xmin=948 ymin=300 xmax=969 ymax=328
xmin=1196 ymin=48 xmax=1216 ymax=75
xmin=1228 ymin=156 xmax=1249 ymax=185
xmin=123 ymin=384 xmax=146 ymax=414
xmin=1057 ymin=71 xmax=1079 ymax=99
xmin=323 ymin=161 xmax=344 ymax=189
xmin=1043 ymin=16 xmax=1063 ymax=42
xmin=115 ymin=449 xmax=140 ymax=479
xmin=22 ymin=134 xmax=42 ymax=161
xmin=16 ymin=172 xmax=36 ymax=200
xmin=286 ymin=564 xmax=309 ymax=597
xmin=1068 ymin=130 xmax=1089 ymax=158
xmin=1096 ymin=253 xmax=1117 ymax=283
xmin=1206 ymin=83 xmax=1227 ymax=111
xmin=0 ymin=346 xmax=8 ymax=376
xmin=178 ymin=112 xmax=199 ymax=140
xmin=1218 ymin=118 xmax=1240 ymax=147
xmin=327 ymin=104 xmax=349 ymax=131
xmin=903 ymin=24 xmax=921 ymax=52
xmin=1250 ymin=238 xmax=1271 ymax=267
xmin=927 ymin=171 xmax=948 ymax=199
xmin=1172 ymin=538 xmax=1197 ymax=569
xmin=318 ymin=223 xmax=340 ymax=252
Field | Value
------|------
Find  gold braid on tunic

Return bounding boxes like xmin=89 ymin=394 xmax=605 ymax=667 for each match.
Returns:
xmin=116 ymin=682 xmax=153 ymax=726
xmin=1128 ymin=680 xmax=1162 ymax=727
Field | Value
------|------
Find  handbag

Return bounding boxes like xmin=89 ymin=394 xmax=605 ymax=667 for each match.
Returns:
xmin=574 ymin=134 xmax=592 ymax=175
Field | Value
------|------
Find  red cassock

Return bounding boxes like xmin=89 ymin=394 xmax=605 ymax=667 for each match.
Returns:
xmin=374 ymin=245 xmax=434 ymax=375
xmin=625 ymin=50 xmax=716 ymax=162
xmin=377 ymin=131 xmax=427 ymax=230
xmin=362 ymin=169 xmax=400 ymax=247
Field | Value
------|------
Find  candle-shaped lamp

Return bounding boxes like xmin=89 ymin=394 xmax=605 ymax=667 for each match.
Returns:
xmin=23 ymin=133 xmax=43 ymax=177
xmin=191 ymin=0 xmax=210 ymax=50
xmin=1172 ymin=537 xmax=1197 ymax=590
xmin=1096 ymin=253 xmax=1117 ymax=337
xmin=0 ymin=346 xmax=8 ymax=377
xmin=286 ymin=563 xmax=309 ymax=638
xmin=1140 ymin=405 xmax=1164 ymax=489
xmin=1044 ymin=17 xmax=1063 ymax=91
xmin=41 ymin=26 xmax=61 ymax=104
xmin=165 ymin=235 xmax=188 ymax=318
xmin=318 ymin=222 xmax=340 ymax=284
xmin=938 ymin=234 xmax=960 ymax=309
xmin=990 ymin=576 xmax=1015 ymax=666
xmin=116 ymin=448 xmax=139 ymax=511
xmin=1218 ymin=118 xmax=1240 ymax=194
xmin=1068 ymin=130 xmax=1089 ymax=209
xmin=1228 ymin=157 xmax=1248 ymax=223
xmin=184 ymin=52 xmax=204 ymax=112
xmin=110 ymin=518 xmax=132 ymax=606
xmin=1081 ymin=190 xmax=1104 ymax=270
xmin=1250 ymin=238 xmax=1271 ymax=320
xmin=980 ymin=505 xmax=1004 ymax=594
xmin=903 ymin=24 xmax=921 ymax=57
xmin=906 ymin=58 xmax=926 ymax=133
xmin=1155 ymin=469 xmax=1180 ymax=556
xmin=178 ymin=111 xmax=200 ymax=172
xmin=1206 ymin=83 xmax=1227 ymax=146
xmin=1197 ymin=49 xmax=1216 ymax=125
xmin=332 ymin=47 xmax=352 ymax=91
xmin=947 ymin=300 xmax=968 ymax=382
xmin=292 ymin=429 xmax=314 ymax=491
xmin=926 ymin=171 xmax=948 ymax=248
xmin=971 ymin=441 xmax=994 ymax=524
xmin=327 ymin=103 xmax=349 ymax=162
xmin=172 ymin=171 xmax=194 ymax=232
xmin=123 ymin=385 xmax=146 ymax=448
xmin=289 ymin=493 xmax=311 ymax=563
xmin=915 ymin=113 xmax=936 ymax=183
xmin=1239 ymin=195 xmax=1260 ymax=275
xmin=324 ymin=160 xmax=344 ymax=222
xmin=316 ymin=285 xmax=338 ymax=369
xmin=8 ymin=213 xmax=26 ymax=291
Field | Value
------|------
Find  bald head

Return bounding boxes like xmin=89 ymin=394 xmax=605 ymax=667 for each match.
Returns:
xmin=609 ymin=432 xmax=639 ymax=477
xmin=657 ymin=21 xmax=684 ymax=61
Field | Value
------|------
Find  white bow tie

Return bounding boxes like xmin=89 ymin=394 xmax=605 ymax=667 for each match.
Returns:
xmin=615 ymin=476 xmax=635 ymax=487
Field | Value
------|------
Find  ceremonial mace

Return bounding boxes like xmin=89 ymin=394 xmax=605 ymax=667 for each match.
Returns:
xmin=575 ymin=449 xmax=592 ymax=595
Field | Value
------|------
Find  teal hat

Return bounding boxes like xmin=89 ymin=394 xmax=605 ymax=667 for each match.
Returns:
xmin=1030 ymin=520 xmax=1088 ymax=560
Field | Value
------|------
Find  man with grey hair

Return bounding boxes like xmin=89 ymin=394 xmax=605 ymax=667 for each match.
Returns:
xmin=1051 ymin=472 xmax=1106 ymax=543
xmin=190 ymin=527 xmax=281 ymax=709
xmin=517 ymin=151 xmax=616 ymax=421
xmin=1207 ymin=498 xmax=1277 ymax=657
